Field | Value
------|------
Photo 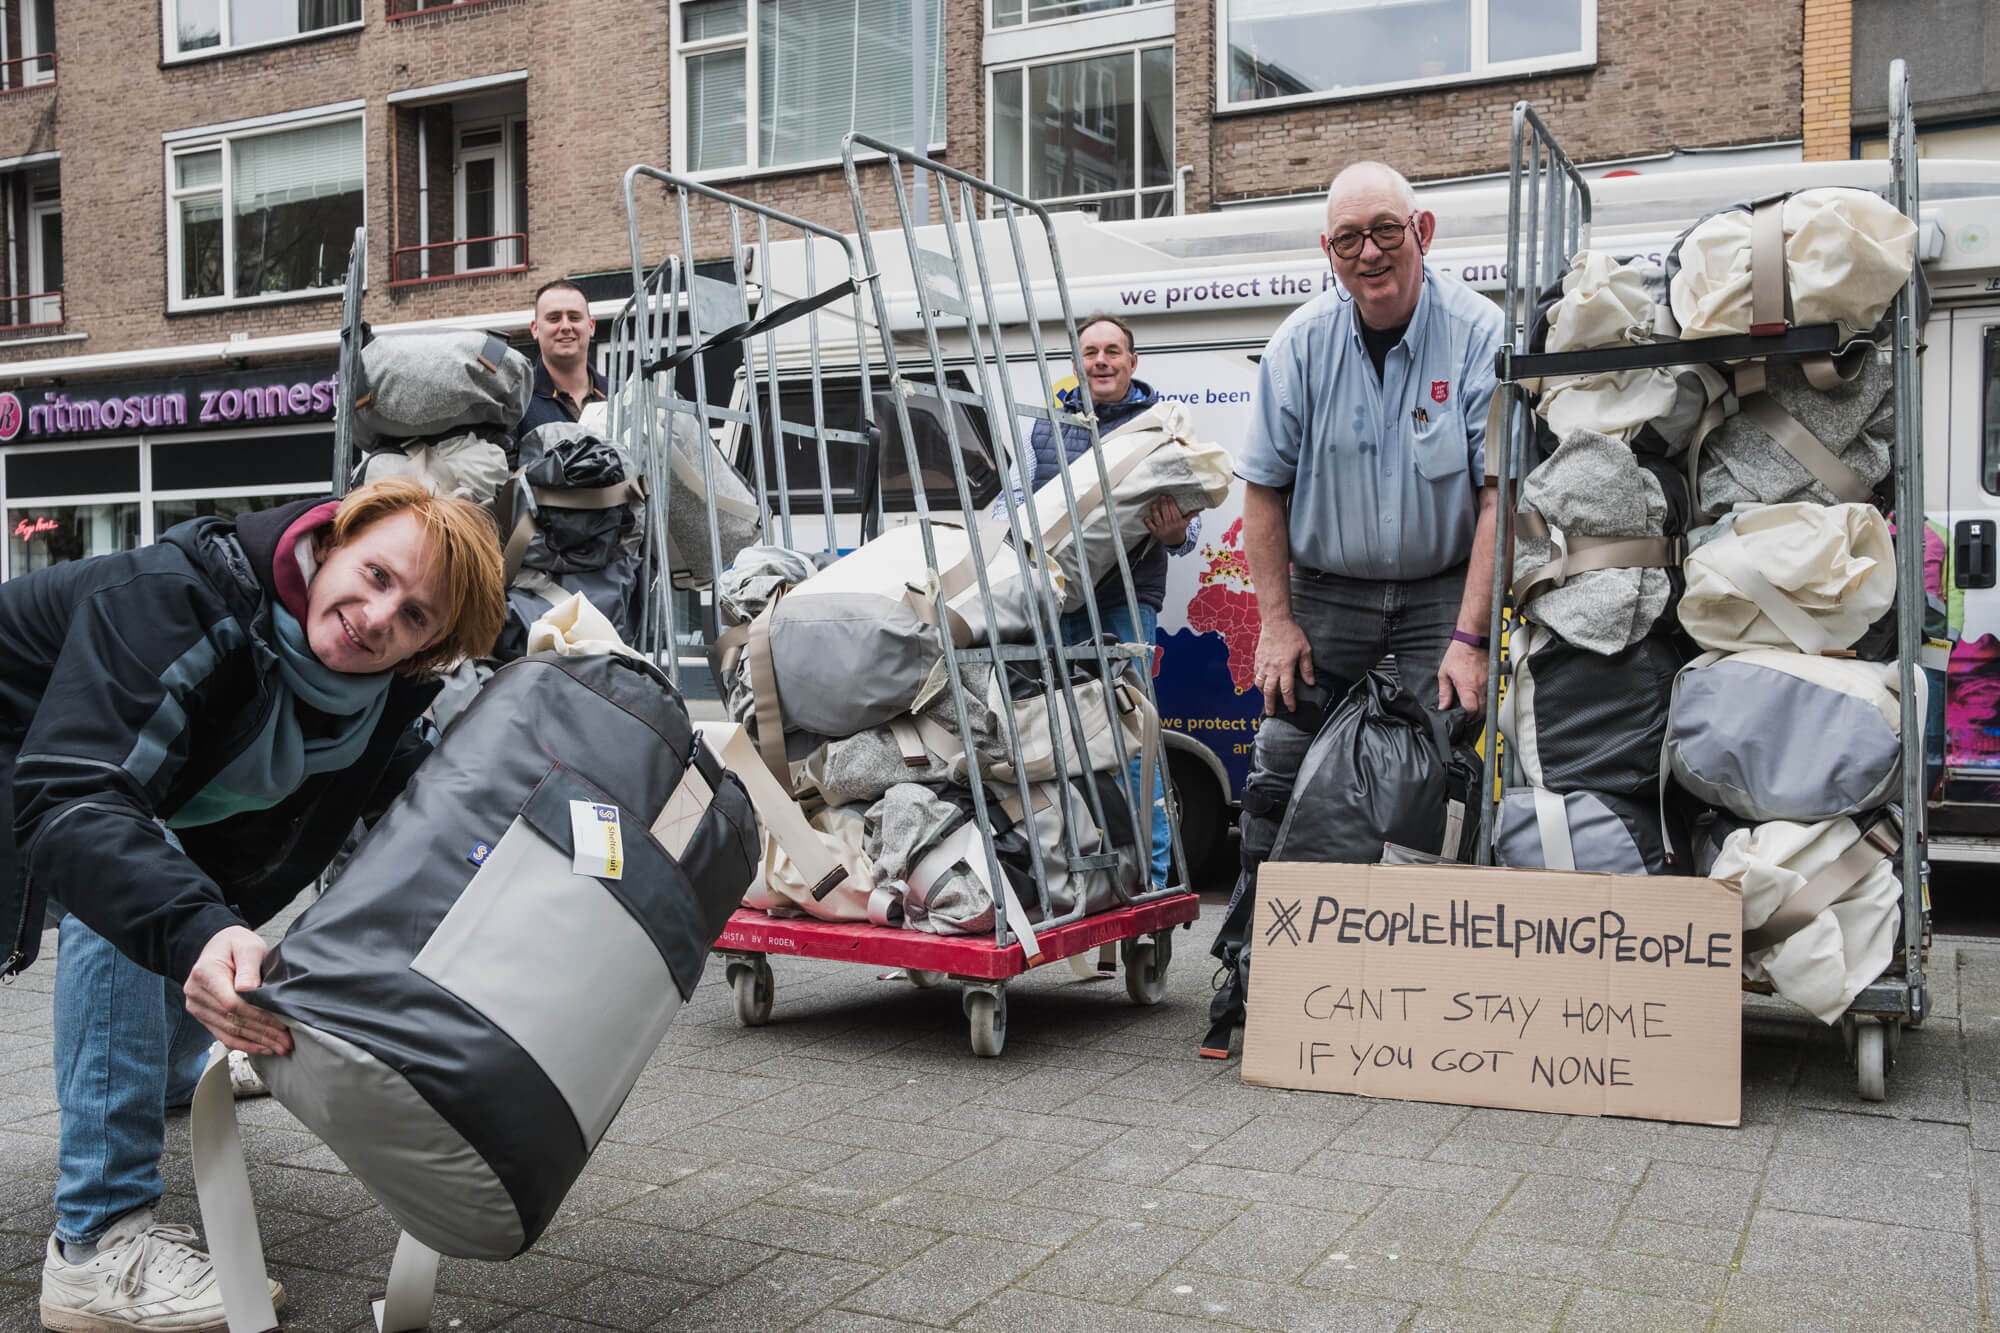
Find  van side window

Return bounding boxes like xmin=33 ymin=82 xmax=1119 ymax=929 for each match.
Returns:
xmin=1986 ymin=325 xmax=2000 ymax=495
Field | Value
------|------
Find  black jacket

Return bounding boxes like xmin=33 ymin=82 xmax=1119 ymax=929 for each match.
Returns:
xmin=514 ymin=359 xmax=607 ymax=438
xmin=0 ymin=498 xmax=439 ymax=982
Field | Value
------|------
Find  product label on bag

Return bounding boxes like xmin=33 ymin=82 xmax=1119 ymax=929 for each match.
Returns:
xmin=569 ymin=800 xmax=624 ymax=880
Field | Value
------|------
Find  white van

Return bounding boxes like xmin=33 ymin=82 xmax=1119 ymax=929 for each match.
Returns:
xmin=713 ymin=156 xmax=2000 ymax=873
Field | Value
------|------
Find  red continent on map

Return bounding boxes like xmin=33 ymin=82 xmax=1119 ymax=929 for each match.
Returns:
xmin=1185 ymin=517 xmax=1261 ymax=694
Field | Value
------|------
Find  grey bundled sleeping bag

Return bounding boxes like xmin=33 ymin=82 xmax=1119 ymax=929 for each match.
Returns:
xmin=195 ymin=652 xmax=756 ymax=1280
xmin=352 ymin=330 xmax=534 ymax=449
xmin=1693 ymin=349 xmax=1893 ymax=517
xmin=1666 ymin=649 xmax=1907 ymax=822
xmin=1514 ymin=431 xmax=1689 ymax=653
xmin=495 ymin=422 xmax=650 ymax=656
xmin=585 ymin=390 xmax=760 ymax=590
xmin=1496 ymin=787 xmax=1673 ymax=874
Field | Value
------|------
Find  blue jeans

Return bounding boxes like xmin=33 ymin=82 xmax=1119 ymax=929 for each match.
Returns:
xmin=52 ymin=914 xmax=213 ymax=1245
xmin=1060 ymin=600 xmax=1173 ymax=887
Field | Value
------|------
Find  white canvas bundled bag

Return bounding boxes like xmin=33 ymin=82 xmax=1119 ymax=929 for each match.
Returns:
xmin=1678 ymin=502 xmax=1896 ymax=654
xmin=1534 ymin=251 xmax=1683 ymax=443
xmin=584 ymin=383 xmax=761 ymax=590
xmin=1708 ymin=814 xmax=1902 ymax=1023
xmin=1669 ymin=188 xmax=1917 ymax=341
xmin=1028 ymin=401 xmax=1233 ymax=613
xmin=747 ymin=802 xmax=880 ymax=923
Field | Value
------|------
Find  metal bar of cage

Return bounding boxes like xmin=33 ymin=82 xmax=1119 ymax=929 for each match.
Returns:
xmin=329 ymin=225 xmax=366 ymax=498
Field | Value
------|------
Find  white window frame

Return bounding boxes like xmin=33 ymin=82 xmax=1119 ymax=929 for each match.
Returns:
xmin=670 ymin=0 xmax=947 ymax=182
xmin=452 ymin=117 xmax=523 ymax=274
xmin=26 ymin=183 xmax=58 ymax=325
xmin=986 ymin=40 xmax=1174 ymax=221
xmin=18 ymin=0 xmax=53 ymax=86
xmin=987 ymin=0 xmax=1167 ymax=34
xmin=162 ymin=108 xmax=366 ymax=313
xmin=161 ymin=0 xmax=363 ymax=64
xmin=1212 ymin=0 xmax=1596 ymax=113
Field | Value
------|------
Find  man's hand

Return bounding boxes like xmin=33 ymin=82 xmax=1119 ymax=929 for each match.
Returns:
xmin=1144 ymin=496 xmax=1194 ymax=547
xmin=1437 ymin=639 xmax=1489 ymax=716
xmin=1254 ymin=616 xmax=1314 ymax=716
xmin=184 ymin=926 xmax=292 ymax=1056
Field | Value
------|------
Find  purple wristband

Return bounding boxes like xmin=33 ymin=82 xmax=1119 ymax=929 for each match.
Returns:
xmin=1451 ymin=628 xmax=1489 ymax=650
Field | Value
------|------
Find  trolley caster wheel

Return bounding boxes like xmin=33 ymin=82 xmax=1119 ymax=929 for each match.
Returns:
xmin=1884 ymin=1019 xmax=1903 ymax=1061
xmin=728 ymin=957 xmax=773 ymax=1027
xmin=964 ymin=987 xmax=1007 ymax=1057
xmin=906 ymin=969 xmax=944 ymax=990
xmin=1122 ymin=937 xmax=1168 ymax=1007
xmin=1855 ymin=1021 xmax=1887 ymax=1102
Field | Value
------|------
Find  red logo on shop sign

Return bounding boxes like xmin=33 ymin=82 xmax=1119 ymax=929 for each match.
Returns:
xmin=13 ymin=516 xmax=58 ymax=540
xmin=1430 ymin=380 xmax=1450 ymax=404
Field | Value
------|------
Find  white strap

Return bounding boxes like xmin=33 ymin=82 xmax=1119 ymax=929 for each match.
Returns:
xmin=373 ymin=1234 xmax=441 ymax=1333
xmin=1532 ymin=787 xmax=1576 ymax=872
xmin=1703 ymin=536 xmax=1836 ymax=654
xmin=698 ymin=722 xmax=849 ymax=901
xmin=190 ymin=1053 xmax=280 ymax=1333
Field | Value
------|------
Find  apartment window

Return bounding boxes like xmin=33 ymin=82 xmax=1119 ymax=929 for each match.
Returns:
xmin=389 ymin=84 xmax=527 ymax=286
xmin=991 ymin=46 xmax=1172 ymax=220
xmin=1219 ymin=0 xmax=1592 ymax=110
xmin=676 ymin=0 xmax=945 ymax=175
xmin=166 ymin=0 xmax=361 ymax=60
xmin=990 ymin=0 xmax=1156 ymax=27
xmin=24 ymin=178 xmax=58 ymax=326
xmin=3 ymin=0 xmax=55 ymax=89
xmin=166 ymin=115 xmax=364 ymax=310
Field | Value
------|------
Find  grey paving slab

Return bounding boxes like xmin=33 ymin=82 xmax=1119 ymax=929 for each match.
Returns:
xmin=1628 ymin=1160 xmax=1762 ymax=1230
xmin=1197 ymin=1112 xmax=1348 ymax=1173
xmin=536 ymin=1220 xmax=776 ymax=1286
xmin=761 ymin=1147 xmax=952 ymax=1216
xmin=1607 ymin=1215 xmax=1744 ymax=1266
xmin=1067 ymin=1123 xmax=1212 ymax=1185
xmin=700 ymin=1202 xmax=940 ymax=1264
xmin=1775 ymin=1105 xmax=1972 ymax=1160
xmin=796 ymin=1312 xmax=947 ymax=1333
xmin=1759 ymin=1149 xmax=1973 ymax=1231
xmin=1715 ymin=1271 xmax=1985 ymax=1333
xmin=1488 ymin=1175 xmax=1633 ymax=1246
xmin=655 ymin=1250 xmax=877 ymax=1332
xmin=1427 ymin=1133 xmax=1651 ymax=1185
xmin=605 ymin=1159 xmax=806 ymax=1230
xmin=1460 ymin=1235 xmax=1729 ymax=1305
xmin=1304 ymin=1249 xmax=1572 ymax=1323
xmin=1295 ymin=1148 xmax=1519 ymax=1206
xmin=958 ymin=1287 xmax=1240 ymax=1333
xmin=1026 ymin=1173 xmax=1251 ymax=1232
xmin=1017 ymin=1216 xmax=1204 ymax=1303
xmin=840 ymin=1233 xmax=1050 ymax=1324
xmin=1738 ymin=1207 xmax=1980 ymax=1309
xmin=930 ymin=1135 xmax=1090 ymax=1200
xmin=1343 ymin=1186 xmax=1502 ymax=1261
xmin=1558 ymin=1287 xmax=1713 ymax=1333
xmin=1140 ymin=1268 xmax=1412 ymax=1332
xmin=1401 ymin=1308 xmax=1554 ymax=1333
xmin=865 ymin=1188 xmax=1094 ymax=1247
xmin=535 ymin=1270 xmax=703 ymax=1328
xmin=1180 ymin=1201 xmax=1355 ymax=1283
xmin=1162 ymin=1161 xmax=1388 ymax=1215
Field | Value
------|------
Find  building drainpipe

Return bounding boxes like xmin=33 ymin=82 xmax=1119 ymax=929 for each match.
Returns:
xmin=1175 ymin=164 xmax=1194 ymax=216
xmin=417 ymin=112 xmax=430 ymax=279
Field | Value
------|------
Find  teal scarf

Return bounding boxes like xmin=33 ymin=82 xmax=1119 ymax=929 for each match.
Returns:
xmin=168 ymin=604 xmax=392 ymax=828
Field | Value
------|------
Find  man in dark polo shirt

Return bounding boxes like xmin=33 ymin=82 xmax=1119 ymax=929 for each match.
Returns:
xmin=516 ymin=279 xmax=606 ymax=434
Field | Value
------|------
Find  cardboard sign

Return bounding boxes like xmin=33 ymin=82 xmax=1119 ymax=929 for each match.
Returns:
xmin=1243 ymin=863 xmax=1743 ymax=1126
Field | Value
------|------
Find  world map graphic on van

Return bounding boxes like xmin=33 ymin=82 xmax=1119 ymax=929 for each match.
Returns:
xmin=1185 ymin=517 xmax=1260 ymax=695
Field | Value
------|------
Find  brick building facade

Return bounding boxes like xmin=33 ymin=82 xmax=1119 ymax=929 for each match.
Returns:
xmin=0 ymin=0 xmax=1805 ymax=576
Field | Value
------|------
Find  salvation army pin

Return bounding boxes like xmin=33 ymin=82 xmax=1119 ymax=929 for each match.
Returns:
xmin=1431 ymin=380 xmax=1450 ymax=403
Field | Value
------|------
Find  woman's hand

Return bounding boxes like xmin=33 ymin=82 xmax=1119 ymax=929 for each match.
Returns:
xmin=183 ymin=926 xmax=293 ymax=1056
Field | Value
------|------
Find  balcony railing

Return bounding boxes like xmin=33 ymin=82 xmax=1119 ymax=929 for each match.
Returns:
xmin=388 ymin=234 xmax=528 ymax=288
xmin=0 ymin=51 xmax=55 ymax=93
xmin=386 ymin=0 xmax=502 ymax=18
xmin=0 ymin=290 xmax=63 ymax=334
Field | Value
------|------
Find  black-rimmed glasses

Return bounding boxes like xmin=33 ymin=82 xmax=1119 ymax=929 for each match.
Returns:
xmin=1325 ymin=215 xmax=1416 ymax=260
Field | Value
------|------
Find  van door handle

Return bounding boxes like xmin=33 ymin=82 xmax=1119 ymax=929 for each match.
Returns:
xmin=1958 ymin=519 xmax=1997 ymax=589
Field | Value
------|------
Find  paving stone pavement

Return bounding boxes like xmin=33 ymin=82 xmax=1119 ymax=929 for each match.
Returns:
xmin=0 ymin=905 xmax=1994 ymax=1332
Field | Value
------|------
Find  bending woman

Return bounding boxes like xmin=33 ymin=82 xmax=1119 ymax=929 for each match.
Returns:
xmin=0 ymin=477 xmax=504 ymax=1333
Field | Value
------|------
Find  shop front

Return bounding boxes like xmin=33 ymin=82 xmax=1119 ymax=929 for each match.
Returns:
xmin=0 ymin=360 xmax=337 ymax=579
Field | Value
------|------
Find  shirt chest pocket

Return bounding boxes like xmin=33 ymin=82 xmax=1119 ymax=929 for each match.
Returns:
xmin=1409 ymin=400 xmax=1468 ymax=483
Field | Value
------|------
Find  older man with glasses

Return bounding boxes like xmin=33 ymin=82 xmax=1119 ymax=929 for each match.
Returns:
xmin=1200 ymin=160 xmax=1504 ymax=1060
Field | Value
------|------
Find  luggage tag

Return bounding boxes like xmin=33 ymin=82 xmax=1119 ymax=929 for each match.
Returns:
xmin=568 ymin=800 xmax=625 ymax=880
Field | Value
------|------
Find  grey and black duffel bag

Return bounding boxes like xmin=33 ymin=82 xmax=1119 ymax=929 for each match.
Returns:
xmin=190 ymin=651 xmax=757 ymax=1331
xmin=1496 ymin=787 xmax=1676 ymax=874
xmin=351 ymin=329 xmax=535 ymax=449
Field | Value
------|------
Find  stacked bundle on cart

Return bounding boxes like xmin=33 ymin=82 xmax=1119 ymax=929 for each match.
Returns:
xmin=713 ymin=402 xmax=1231 ymax=936
xmin=1501 ymin=184 xmax=1919 ymax=1021
xmin=350 ymin=329 xmax=532 ymax=503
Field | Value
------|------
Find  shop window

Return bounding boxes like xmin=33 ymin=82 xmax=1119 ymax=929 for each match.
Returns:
xmin=675 ymin=0 xmax=944 ymax=175
xmin=1219 ymin=0 xmax=1593 ymax=110
xmin=166 ymin=113 xmax=364 ymax=310
xmin=153 ymin=491 xmax=319 ymax=534
xmin=990 ymin=45 xmax=1172 ymax=221
xmin=165 ymin=0 xmax=360 ymax=61
xmin=8 ymin=503 xmax=139 ymax=574
xmin=1 ymin=0 xmax=55 ymax=91
xmin=389 ymin=88 xmax=527 ymax=287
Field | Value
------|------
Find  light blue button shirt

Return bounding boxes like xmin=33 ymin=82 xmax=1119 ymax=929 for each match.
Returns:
xmin=1237 ymin=264 xmax=1503 ymax=581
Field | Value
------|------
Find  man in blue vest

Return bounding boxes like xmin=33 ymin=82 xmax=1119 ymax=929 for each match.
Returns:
xmin=998 ymin=314 xmax=1201 ymax=890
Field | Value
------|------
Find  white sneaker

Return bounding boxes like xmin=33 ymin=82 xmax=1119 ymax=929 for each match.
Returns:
xmin=225 ymin=1049 xmax=269 ymax=1100
xmin=39 ymin=1208 xmax=284 ymax=1333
